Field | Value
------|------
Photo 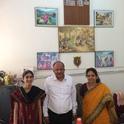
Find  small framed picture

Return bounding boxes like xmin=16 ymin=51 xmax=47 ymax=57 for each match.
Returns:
xmin=94 ymin=10 xmax=114 ymax=28
xmin=95 ymin=51 xmax=114 ymax=67
xmin=37 ymin=52 xmax=59 ymax=70
xmin=35 ymin=7 xmax=58 ymax=27
xmin=64 ymin=0 xmax=89 ymax=6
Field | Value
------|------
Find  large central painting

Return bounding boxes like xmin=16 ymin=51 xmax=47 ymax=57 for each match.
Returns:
xmin=58 ymin=26 xmax=95 ymax=53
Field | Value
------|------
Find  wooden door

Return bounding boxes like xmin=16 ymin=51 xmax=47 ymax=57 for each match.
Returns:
xmin=64 ymin=0 xmax=89 ymax=25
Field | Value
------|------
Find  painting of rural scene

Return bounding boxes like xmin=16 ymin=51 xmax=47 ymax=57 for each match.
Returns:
xmin=94 ymin=10 xmax=113 ymax=27
xmin=58 ymin=26 xmax=95 ymax=52
xmin=95 ymin=51 xmax=114 ymax=67
xmin=35 ymin=7 xmax=58 ymax=26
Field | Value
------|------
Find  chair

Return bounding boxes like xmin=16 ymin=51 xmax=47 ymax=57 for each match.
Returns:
xmin=113 ymin=92 xmax=124 ymax=124
xmin=75 ymin=83 xmax=83 ymax=118
xmin=0 ymin=85 xmax=16 ymax=124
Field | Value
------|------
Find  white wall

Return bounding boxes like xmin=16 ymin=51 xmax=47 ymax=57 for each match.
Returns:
xmin=91 ymin=0 xmax=124 ymax=66
xmin=0 ymin=0 xmax=124 ymax=91
xmin=0 ymin=0 xmax=63 ymax=74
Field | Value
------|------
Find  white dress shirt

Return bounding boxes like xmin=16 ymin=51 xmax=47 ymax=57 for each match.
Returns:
xmin=43 ymin=74 xmax=77 ymax=117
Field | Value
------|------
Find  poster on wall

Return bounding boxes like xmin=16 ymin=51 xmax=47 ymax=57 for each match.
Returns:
xmin=58 ymin=26 xmax=95 ymax=53
xmin=35 ymin=7 xmax=58 ymax=26
xmin=95 ymin=51 xmax=114 ymax=67
xmin=37 ymin=52 xmax=59 ymax=70
xmin=94 ymin=10 xmax=114 ymax=28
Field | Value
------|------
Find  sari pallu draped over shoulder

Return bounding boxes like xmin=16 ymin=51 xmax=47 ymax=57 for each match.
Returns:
xmin=82 ymin=83 xmax=118 ymax=124
xmin=9 ymin=86 xmax=46 ymax=124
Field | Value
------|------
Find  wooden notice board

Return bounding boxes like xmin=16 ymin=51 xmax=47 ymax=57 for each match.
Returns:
xmin=64 ymin=0 xmax=89 ymax=25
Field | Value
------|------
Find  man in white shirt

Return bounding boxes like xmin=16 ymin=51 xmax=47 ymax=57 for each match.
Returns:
xmin=43 ymin=61 xmax=77 ymax=124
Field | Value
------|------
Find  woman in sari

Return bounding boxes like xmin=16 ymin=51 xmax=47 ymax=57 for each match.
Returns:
xmin=9 ymin=70 xmax=46 ymax=124
xmin=80 ymin=67 xmax=118 ymax=124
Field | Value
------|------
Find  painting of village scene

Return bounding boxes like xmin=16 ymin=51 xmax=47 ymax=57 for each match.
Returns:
xmin=94 ymin=10 xmax=114 ymax=27
xmin=58 ymin=26 xmax=95 ymax=53
xmin=37 ymin=52 xmax=59 ymax=70
xmin=95 ymin=51 xmax=114 ymax=67
xmin=35 ymin=7 xmax=58 ymax=26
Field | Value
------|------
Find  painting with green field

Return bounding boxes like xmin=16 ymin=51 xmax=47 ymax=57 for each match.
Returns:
xmin=35 ymin=7 xmax=58 ymax=26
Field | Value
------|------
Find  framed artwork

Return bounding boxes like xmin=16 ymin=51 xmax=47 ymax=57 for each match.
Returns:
xmin=64 ymin=0 xmax=76 ymax=6
xmin=58 ymin=26 xmax=95 ymax=53
xmin=64 ymin=0 xmax=89 ymax=6
xmin=35 ymin=7 xmax=58 ymax=27
xmin=95 ymin=51 xmax=114 ymax=67
xmin=37 ymin=52 xmax=59 ymax=70
xmin=94 ymin=10 xmax=114 ymax=28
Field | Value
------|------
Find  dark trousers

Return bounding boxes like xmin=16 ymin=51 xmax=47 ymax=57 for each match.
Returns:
xmin=48 ymin=109 xmax=73 ymax=124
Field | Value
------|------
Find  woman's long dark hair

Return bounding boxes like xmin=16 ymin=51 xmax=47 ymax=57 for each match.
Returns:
xmin=86 ymin=67 xmax=101 ymax=83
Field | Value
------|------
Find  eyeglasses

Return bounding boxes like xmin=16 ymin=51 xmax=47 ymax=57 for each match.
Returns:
xmin=54 ymin=69 xmax=64 ymax=72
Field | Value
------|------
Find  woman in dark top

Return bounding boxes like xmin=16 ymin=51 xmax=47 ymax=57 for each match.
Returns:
xmin=9 ymin=70 xmax=45 ymax=124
